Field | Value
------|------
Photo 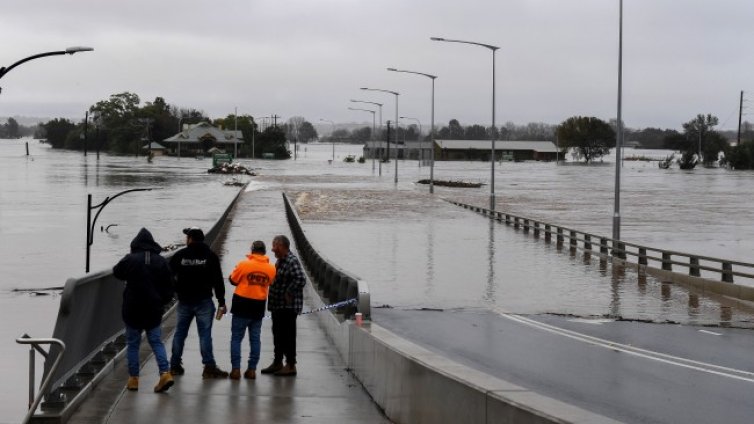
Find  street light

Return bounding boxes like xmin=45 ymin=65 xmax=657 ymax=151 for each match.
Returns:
xmin=612 ymin=0 xmax=624 ymax=241
xmin=361 ymin=87 xmax=399 ymax=184
xmin=348 ymin=107 xmax=377 ymax=172
xmin=400 ymin=116 xmax=422 ymax=165
xmin=431 ymin=36 xmax=499 ymax=210
xmin=319 ymin=118 xmax=336 ymax=163
xmin=0 ymin=47 xmax=94 ymax=94
xmin=387 ymin=67 xmax=437 ymax=193
xmin=86 ymin=188 xmax=153 ymax=273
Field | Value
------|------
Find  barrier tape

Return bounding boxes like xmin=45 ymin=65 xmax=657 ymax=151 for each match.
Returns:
xmin=226 ymin=298 xmax=358 ymax=320
xmin=301 ymin=297 xmax=358 ymax=315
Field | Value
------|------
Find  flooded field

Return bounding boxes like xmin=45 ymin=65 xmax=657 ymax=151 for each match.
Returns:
xmin=2 ymin=139 xmax=754 ymax=422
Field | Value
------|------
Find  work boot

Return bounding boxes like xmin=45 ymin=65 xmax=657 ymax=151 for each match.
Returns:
xmin=202 ymin=365 xmax=229 ymax=379
xmin=126 ymin=376 xmax=139 ymax=391
xmin=170 ymin=363 xmax=185 ymax=376
xmin=243 ymin=369 xmax=256 ymax=380
xmin=154 ymin=372 xmax=174 ymax=393
xmin=260 ymin=361 xmax=283 ymax=374
xmin=274 ymin=364 xmax=297 ymax=377
xmin=229 ymin=368 xmax=241 ymax=380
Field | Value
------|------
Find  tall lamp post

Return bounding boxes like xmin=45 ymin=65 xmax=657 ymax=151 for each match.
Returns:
xmin=319 ymin=119 xmax=336 ymax=163
xmin=361 ymin=88 xmax=399 ymax=184
xmin=0 ymin=47 xmax=94 ymax=94
xmin=431 ymin=37 xmax=499 ymax=210
xmin=400 ymin=116 xmax=422 ymax=165
xmin=86 ymin=188 xmax=153 ymax=273
xmin=613 ymin=0 xmax=624 ymax=241
xmin=348 ymin=107 xmax=377 ymax=171
xmin=387 ymin=67 xmax=437 ymax=193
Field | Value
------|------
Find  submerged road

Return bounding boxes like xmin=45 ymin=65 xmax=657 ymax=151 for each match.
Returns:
xmin=374 ymin=308 xmax=754 ymax=424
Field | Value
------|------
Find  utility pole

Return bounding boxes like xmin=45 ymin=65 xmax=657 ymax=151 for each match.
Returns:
xmin=272 ymin=114 xmax=280 ymax=127
xmin=385 ymin=121 xmax=391 ymax=162
xmin=738 ymin=90 xmax=744 ymax=146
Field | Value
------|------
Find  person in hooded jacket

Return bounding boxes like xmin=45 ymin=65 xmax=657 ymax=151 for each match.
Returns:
xmin=113 ymin=227 xmax=175 ymax=393
xmin=168 ymin=227 xmax=229 ymax=378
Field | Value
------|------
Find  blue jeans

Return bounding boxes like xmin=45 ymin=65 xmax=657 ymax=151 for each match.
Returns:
xmin=126 ymin=324 xmax=169 ymax=377
xmin=171 ymin=298 xmax=217 ymax=368
xmin=230 ymin=315 xmax=263 ymax=370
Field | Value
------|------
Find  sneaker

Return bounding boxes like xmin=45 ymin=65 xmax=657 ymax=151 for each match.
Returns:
xmin=154 ymin=372 xmax=174 ymax=393
xmin=260 ymin=362 xmax=283 ymax=374
xmin=126 ymin=376 xmax=139 ymax=391
xmin=202 ymin=365 xmax=229 ymax=379
xmin=274 ymin=364 xmax=297 ymax=377
xmin=170 ymin=364 xmax=185 ymax=376
xmin=229 ymin=368 xmax=241 ymax=380
xmin=243 ymin=369 xmax=256 ymax=380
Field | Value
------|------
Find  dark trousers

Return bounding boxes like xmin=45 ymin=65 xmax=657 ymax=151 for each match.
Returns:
xmin=271 ymin=309 xmax=298 ymax=364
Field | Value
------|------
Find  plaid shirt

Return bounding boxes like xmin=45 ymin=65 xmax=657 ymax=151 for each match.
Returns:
xmin=268 ymin=252 xmax=307 ymax=314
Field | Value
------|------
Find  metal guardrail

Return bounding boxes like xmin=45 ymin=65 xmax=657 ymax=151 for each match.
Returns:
xmin=16 ymin=336 xmax=65 ymax=424
xmin=282 ymin=193 xmax=371 ymax=320
xmin=22 ymin=183 xmax=248 ymax=423
xmin=447 ymin=200 xmax=754 ymax=286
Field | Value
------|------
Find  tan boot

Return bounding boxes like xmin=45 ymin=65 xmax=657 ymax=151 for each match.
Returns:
xmin=154 ymin=372 xmax=174 ymax=393
xmin=274 ymin=364 xmax=297 ymax=377
xmin=126 ymin=376 xmax=139 ymax=391
xmin=260 ymin=361 xmax=283 ymax=374
xmin=229 ymin=368 xmax=241 ymax=380
xmin=243 ymin=369 xmax=256 ymax=380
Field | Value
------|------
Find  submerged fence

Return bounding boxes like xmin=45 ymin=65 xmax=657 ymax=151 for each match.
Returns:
xmin=448 ymin=200 xmax=754 ymax=302
xmin=22 ymin=184 xmax=247 ymax=423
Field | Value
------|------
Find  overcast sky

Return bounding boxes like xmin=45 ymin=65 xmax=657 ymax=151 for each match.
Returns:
xmin=1 ymin=0 xmax=753 ymax=131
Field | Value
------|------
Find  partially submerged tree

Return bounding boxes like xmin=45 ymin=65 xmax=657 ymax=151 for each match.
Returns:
xmin=556 ymin=116 xmax=615 ymax=163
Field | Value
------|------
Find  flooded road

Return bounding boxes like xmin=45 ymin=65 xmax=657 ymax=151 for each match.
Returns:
xmin=2 ymin=139 xmax=754 ymax=422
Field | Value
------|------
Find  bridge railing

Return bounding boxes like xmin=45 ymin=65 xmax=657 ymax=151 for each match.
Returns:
xmin=447 ymin=200 xmax=754 ymax=301
xmin=22 ymin=184 xmax=247 ymax=424
xmin=282 ymin=193 xmax=370 ymax=320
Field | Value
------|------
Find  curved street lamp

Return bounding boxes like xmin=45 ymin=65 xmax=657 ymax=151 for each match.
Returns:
xmin=431 ymin=36 xmax=499 ymax=210
xmin=0 ymin=47 xmax=94 ymax=94
xmin=387 ymin=67 xmax=437 ymax=193
xmin=361 ymin=87 xmax=399 ymax=184
xmin=348 ymin=107 xmax=377 ymax=172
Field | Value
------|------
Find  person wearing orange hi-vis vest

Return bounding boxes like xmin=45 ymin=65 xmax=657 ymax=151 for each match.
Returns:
xmin=227 ymin=240 xmax=276 ymax=380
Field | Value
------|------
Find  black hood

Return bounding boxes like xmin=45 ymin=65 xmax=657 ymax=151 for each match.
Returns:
xmin=130 ymin=227 xmax=162 ymax=253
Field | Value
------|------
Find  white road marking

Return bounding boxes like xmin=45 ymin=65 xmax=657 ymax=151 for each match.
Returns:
xmin=493 ymin=308 xmax=754 ymax=384
xmin=567 ymin=318 xmax=616 ymax=325
xmin=698 ymin=329 xmax=723 ymax=336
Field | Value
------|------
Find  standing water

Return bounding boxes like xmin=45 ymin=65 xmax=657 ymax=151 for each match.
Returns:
xmin=2 ymin=140 xmax=754 ymax=422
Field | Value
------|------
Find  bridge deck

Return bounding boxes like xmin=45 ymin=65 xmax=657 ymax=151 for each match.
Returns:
xmin=69 ymin=189 xmax=389 ymax=423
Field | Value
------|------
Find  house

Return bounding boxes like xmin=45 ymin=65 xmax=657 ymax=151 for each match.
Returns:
xmin=435 ymin=140 xmax=559 ymax=161
xmin=363 ymin=140 xmax=432 ymax=160
xmin=161 ymin=122 xmax=243 ymax=156
xmin=141 ymin=142 xmax=168 ymax=156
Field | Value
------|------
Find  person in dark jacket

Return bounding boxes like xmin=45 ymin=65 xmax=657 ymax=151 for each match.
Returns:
xmin=113 ymin=228 xmax=175 ymax=393
xmin=168 ymin=227 xmax=229 ymax=378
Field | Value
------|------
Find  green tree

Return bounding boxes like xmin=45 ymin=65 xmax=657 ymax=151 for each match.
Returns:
xmin=464 ymin=124 xmax=487 ymax=140
xmin=4 ymin=117 xmax=20 ymax=138
xmin=298 ymin=121 xmax=318 ymax=142
xmin=256 ymin=126 xmax=290 ymax=159
xmin=39 ymin=118 xmax=76 ymax=148
xmin=89 ymin=92 xmax=142 ymax=153
xmin=556 ymin=116 xmax=616 ymax=163
xmin=681 ymin=114 xmax=727 ymax=166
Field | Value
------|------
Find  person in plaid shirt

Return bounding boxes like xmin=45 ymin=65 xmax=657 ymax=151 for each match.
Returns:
xmin=260 ymin=235 xmax=307 ymax=376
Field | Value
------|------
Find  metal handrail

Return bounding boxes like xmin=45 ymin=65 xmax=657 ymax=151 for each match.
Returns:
xmin=448 ymin=200 xmax=754 ymax=284
xmin=16 ymin=335 xmax=66 ymax=424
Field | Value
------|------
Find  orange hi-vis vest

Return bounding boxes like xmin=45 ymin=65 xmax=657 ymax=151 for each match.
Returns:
xmin=229 ymin=254 xmax=276 ymax=300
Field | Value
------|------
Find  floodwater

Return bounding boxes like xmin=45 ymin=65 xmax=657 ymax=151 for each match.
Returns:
xmin=2 ymin=139 xmax=754 ymax=422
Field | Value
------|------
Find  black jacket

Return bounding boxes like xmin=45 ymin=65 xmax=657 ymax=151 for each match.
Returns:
xmin=170 ymin=242 xmax=225 ymax=306
xmin=113 ymin=228 xmax=174 ymax=330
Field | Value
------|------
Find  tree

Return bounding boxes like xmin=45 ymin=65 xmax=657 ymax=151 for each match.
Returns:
xmin=256 ymin=126 xmax=290 ymax=159
xmin=4 ymin=117 xmax=20 ymax=138
xmin=556 ymin=116 xmax=616 ymax=163
xmin=464 ymin=124 xmax=487 ymax=140
xmin=89 ymin=92 xmax=142 ymax=153
xmin=39 ymin=118 xmax=76 ymax=148
xmin=298 ymin=121 xmax=318 ymax=142
xmin=681 ymin=114 xmax=727 ymax=166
